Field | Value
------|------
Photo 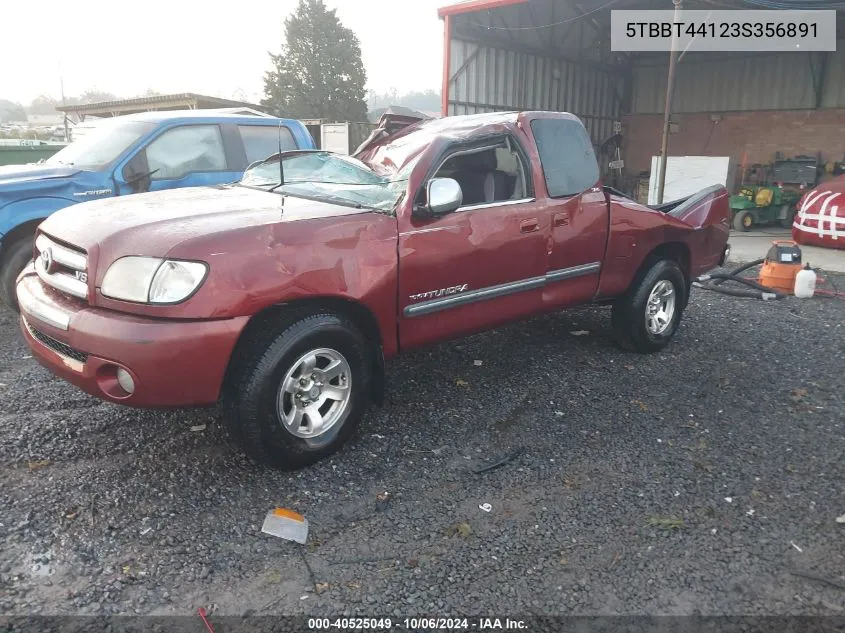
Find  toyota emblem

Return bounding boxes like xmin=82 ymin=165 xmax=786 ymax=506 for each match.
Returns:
xmin=41 ymin=248 xmax=56 ymax=274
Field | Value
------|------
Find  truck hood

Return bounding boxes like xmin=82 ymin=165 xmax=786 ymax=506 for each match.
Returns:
xmin=39 ymin=184 xmax=371 ymax=258
xmin=0 ymin=163 xmax=82 ymax=187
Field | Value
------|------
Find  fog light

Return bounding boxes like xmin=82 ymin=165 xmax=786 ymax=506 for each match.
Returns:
xmin=116 ymin=368 xmax=135 ymax=394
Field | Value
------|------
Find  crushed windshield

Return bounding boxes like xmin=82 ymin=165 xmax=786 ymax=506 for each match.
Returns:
xmin=46 ymin=121 xmax=155 ymax=169
xmin=239 ymin=151 xmax=407 ymax=212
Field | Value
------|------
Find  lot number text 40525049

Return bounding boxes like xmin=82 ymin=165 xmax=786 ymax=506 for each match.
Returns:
xmin=307 ymin=617 xmax=528 ymax=630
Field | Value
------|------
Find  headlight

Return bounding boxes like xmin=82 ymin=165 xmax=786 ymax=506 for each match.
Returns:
xmin=101 ymin=256 xmax=208 ymax=304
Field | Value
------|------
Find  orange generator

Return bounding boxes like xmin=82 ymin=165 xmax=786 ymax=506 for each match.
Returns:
xmin=759 ymin=240 xmax=803 ymax=294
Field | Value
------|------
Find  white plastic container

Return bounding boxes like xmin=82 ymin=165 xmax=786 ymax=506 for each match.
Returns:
xmin=794 ymin=264 xmax=817 ymax=298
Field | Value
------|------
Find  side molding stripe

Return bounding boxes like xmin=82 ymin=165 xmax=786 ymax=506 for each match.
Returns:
xmin=404 ymin=261 xmax=601 ymax=317
xmin=545 ymin=262 xmax=600 ymax=282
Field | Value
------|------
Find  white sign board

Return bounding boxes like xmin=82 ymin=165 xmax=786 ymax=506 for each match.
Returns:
xmin=648 ymin=156 xmax=733 ymax=205
xmin=321 ymin=123 xmax=350 ymax=155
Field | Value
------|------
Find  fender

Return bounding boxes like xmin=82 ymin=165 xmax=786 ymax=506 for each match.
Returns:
xmin=0 ymin=196 xmax=75 ymax=241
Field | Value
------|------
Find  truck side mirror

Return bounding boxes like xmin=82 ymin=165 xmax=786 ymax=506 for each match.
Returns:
xmin=424 ymin=177 xmax=463 ymax=215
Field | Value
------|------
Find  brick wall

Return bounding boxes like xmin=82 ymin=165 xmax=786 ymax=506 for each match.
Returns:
xmin=621 ymin=109 xmax=845 ymax=178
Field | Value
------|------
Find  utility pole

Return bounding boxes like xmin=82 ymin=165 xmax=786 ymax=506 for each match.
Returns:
xmin=59 ymin=62 xmax=69 ymax=143
xmin=656 ymin=0 xmax=682 ymax=204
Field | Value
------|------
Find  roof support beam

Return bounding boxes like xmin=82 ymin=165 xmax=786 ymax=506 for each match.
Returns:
xmin=545 ymin=0 xmax=556 ymax=51
xmin=450 ymin=45 xmax=482 ymax=82
xmin=811 ymin=52 xmax=829 ymax=109
xmin=492 ymin=9 xmax=517 ymax=43
xmin=656 ymin=0 xmax=683 ymax=205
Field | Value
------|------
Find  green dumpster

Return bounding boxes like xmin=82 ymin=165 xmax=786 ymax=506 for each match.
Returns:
xmin=0 ymin=143 xmax=66 ymax=167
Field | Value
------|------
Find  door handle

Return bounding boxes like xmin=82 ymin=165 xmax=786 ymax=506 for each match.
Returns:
xmin=520 ymin=218 xmax=539 ymax=233
xmin=553 ymin=212 xmax=570 ymax=227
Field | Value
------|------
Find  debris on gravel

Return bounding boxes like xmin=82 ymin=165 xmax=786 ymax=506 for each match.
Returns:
xmin=1 ymin=270 xmax=844 ymax=616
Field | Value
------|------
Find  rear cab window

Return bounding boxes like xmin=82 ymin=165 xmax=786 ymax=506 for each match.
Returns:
xmin=239 ymin=125 xmax=297 ymax=164
xmin=530 ymin=118 xmax=599 ymax=197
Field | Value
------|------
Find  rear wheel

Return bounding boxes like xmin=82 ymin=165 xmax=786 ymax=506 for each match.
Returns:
xmin=0 ymin=236 xmax=35 ymax=312
xmin=223 ymin=312 xmax=371 ymax=470
xmin=733 ymin=210 xmax=754 ymax=231
xmin=612 ymin=259 xmax=687 ymax=353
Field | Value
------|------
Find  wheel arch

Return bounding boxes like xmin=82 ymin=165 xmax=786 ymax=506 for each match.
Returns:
xmin=633 ymin=241 xmax=691 ymax=285
xmin=0 ymin=218 xmax=45 ymax=256
xmin=623 ymin=241 xmax=691 ymax=306
xmin=0 ymin=196 xmax=72 ymax=244
xmin=224 ymin=296 xmax=387 ymax=406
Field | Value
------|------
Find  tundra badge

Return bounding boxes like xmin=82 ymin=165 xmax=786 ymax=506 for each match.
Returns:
xmin=409 ymin=284 xmax=469 ymax=302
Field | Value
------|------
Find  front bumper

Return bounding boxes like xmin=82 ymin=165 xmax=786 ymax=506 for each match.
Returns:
xmin=16 ymin=272 xmax=249 ymax=407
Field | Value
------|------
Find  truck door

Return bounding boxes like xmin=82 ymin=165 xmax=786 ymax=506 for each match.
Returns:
xmin=527 ymin=117 xmax=609 ymax=309
xmin=114 ymin=124 xmax=242 ymax=195
xmin=397 ymin=136 xmax=550 ymax=350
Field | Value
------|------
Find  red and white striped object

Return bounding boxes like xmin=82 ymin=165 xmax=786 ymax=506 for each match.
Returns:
xmin=792 ymin=176 xmax=845 ymax=250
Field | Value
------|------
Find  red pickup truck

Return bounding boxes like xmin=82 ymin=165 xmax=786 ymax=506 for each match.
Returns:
xmin=16 ymin=111 xmax=730 ymax=470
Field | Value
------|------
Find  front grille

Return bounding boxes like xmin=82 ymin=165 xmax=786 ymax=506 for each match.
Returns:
xmin=27 ymin=321 xmax=88 ymax=364
xmin=34 ymin=233 xmax=89 ymax=301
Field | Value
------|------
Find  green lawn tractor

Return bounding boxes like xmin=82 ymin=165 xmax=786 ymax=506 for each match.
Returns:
xmin=729 ymin=185 xmax=800 ymax=231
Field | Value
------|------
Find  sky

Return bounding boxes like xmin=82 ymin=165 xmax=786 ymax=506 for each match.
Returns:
xmin=0 ymin=0 xmax=447 ymax=105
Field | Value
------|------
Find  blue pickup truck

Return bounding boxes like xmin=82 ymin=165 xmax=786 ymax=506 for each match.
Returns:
xmin=0 ymin=111 xmax=315 ymax=310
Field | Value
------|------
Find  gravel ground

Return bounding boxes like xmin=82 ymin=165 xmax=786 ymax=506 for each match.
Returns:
xmin=1 ymin=265 xmax=844 ymax=618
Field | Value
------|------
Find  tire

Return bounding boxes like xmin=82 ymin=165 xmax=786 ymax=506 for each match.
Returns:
xmin=733 ymin=210 xmax=754 ymax=232
xmin=223 ymin=312 xmax=372 ymax=470
xmin=0 ymin=236 xmax=35 ymax=312
xmin=612 ymin=259 xmax=688 ymax=354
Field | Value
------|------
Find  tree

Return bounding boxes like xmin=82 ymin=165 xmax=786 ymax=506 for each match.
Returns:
xmin=0 ymin=99 xmax=27 ymax=123
xmin=78 ymin=90 xmax=118 ymax=104
xmin=261 ymin=0 xmax=367 ymax=122
xmin=366 ymin=89 xmax=441 ymax=113
xmin=28 ymin=94 xmax=60 ymax=115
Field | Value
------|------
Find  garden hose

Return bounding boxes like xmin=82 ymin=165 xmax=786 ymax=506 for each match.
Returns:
xmin=692 ymin=258 xmax=789 ymax=300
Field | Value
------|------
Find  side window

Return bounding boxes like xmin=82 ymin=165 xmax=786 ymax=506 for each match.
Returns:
xmin=429 ymin=140 xmax=529 ymax=207
xmin=239 ymin=125 xmax=297 ymax=164
xmin=145 ymin=125 xmax=226 ymax=180
xmin=530 ymin=118 xmax=599 ymax=197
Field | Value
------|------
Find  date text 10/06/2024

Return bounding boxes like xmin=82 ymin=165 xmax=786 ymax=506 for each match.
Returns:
xmin=307 ymin=617 xmax=528 ymax=630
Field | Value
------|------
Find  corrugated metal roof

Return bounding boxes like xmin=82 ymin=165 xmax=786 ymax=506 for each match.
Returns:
xmin=631 ymin=52 xmax=832 ymax=114
xmin=56 ymin=93 xmax=262 ymax=114
xmin=438 ymin=0 xmax=527 ymax=18
xmin=448 ymin=38 xmax=621 ymax=146
xmin=822 ymin=46 xmax=845 ymax=108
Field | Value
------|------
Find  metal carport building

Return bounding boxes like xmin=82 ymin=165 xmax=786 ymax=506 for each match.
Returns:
xmin=438 ymin=0 xmax=845 ymax=196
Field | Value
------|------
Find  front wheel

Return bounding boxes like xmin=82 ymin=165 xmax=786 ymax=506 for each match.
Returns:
xmin=223 ymin=312 xmax=372 ymax=470
xmin=612 ymin=259 xmax=688 ymax=353
xmin=0 ymin=237 xmax=35 ymax=312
